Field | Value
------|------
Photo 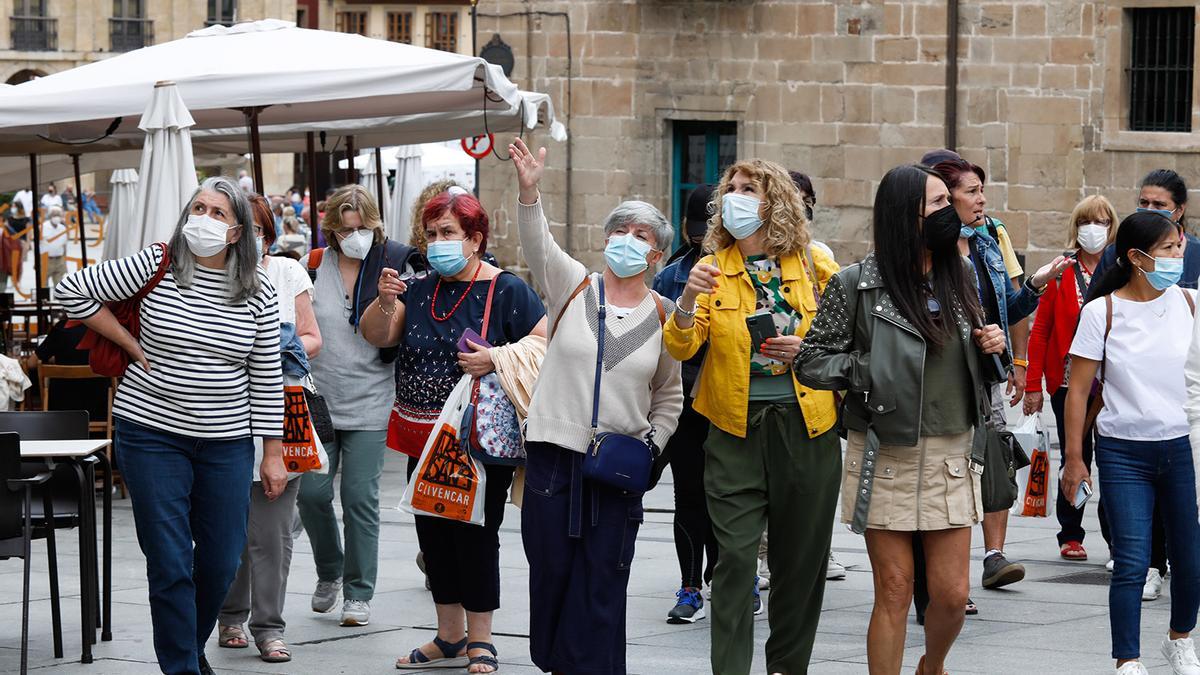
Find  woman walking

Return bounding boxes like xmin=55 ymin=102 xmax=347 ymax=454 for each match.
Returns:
xmin=55 ymin=176 xmax=285 ymax=675
xmin=1023 ymin=195 xmax=1119 ymax=561
xmin=796 ymin=164 xmax=1006 ymax=675
xmin=510 ymin=138 xmax=683 ymax=675
xmin=363 ymin=187 xmax=546 ymax=673
xmin=663 ymin=158 xmax=840 ymax=674
xmin=1066 ymin=211 xmax=1200 ymax=675
xmin=217 ymin=194 xmax=322 ymax=663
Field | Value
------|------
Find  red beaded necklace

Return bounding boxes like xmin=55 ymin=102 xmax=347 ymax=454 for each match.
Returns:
xmin=430 ymin=261 xmax=483 ymax=322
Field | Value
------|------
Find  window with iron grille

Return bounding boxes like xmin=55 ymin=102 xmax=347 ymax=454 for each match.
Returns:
xmin=12 ymin=0 xmax=56 ymax=51
xmin=388 ymin=12 xmax=412 ymax=44
xmin=426 ymin=11 xmax=458 ymax=53
xmin=1128 ymin=7 xmax=1195 ymax=133
xmin=206 ymin=0 xmax=236 ymax=26
xmin=111 ymin=0 xmax=151 ymax=52
xmin=336 ymin=11 xmax=367 ymax=36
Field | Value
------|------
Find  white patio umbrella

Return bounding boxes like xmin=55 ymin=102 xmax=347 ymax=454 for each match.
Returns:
xmin=129 ymin=82 xmax=198 ymax=253
xmin=358 ymin=150 xmax=391 ymax=222
xmin=102 ymin=169 xmax=139 ymax=261
xmin=389 ymin=145 xmax=422 ymax=244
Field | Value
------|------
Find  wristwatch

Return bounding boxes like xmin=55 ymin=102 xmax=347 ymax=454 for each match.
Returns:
xmin=674 ymin=297 xmax=696 ymax=319
xmin=1022 ymin=276 xmax=1046 ymax=296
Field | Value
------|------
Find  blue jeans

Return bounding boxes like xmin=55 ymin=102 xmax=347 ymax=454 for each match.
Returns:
xmin=116 ymin=418 xmax=253 ymax=675
xmin=1096 ymin=435 xmax=1200 ymax=659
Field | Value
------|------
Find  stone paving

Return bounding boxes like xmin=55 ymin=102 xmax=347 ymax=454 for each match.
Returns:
xmin=0 ymin=438 xmax=1182 ymax=674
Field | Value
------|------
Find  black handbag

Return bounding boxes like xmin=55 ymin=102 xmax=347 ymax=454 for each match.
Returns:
xmin=303 ymin=377 xmax=335 ymax=444
xmin=582 ymin=277 xmax=658 ymax=494
xmin=981 ymin=427 xmax=1030 ymax=513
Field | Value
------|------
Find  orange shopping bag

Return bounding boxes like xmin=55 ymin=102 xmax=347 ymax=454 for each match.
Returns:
xmin=399 ymin=375 xmax=487 ymax=526
xmin=282 ymin=385 xmax=324 ymax=473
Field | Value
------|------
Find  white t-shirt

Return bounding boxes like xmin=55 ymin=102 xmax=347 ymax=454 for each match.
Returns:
xmin=14 ymin=190 xmax=32 ymax=217
xmin=40 ymin=193 xmax=62 ymax=210
xmin=261 ymin=255 xmax=312 ymax=324
xmin=41 ymin=219 xmax=68 ymax=257
xmin=1070 ymin=287 xmax=1198 ymax=440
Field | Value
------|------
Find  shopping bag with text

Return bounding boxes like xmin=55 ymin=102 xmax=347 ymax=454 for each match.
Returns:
xmin=400 ymin=375 xmax=487 ymax=526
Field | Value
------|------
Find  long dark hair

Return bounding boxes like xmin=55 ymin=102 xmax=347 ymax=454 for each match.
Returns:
xmin=873 ymin=164 xmax=983 ymax=349
xmin=1086 ymin=210 xmax=1178 ymax=302
xmin=1142 ymin=169 xmax=1188 ymax=209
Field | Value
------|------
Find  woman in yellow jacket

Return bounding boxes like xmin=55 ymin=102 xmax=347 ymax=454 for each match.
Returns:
xmin=664 ymin=158 xmax=840 ymax=675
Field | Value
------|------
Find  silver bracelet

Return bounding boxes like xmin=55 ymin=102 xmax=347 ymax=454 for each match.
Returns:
xmin=674 ymin=296 xmax=696 ymax=318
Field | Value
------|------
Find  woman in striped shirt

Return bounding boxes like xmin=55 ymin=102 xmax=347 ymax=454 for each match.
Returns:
xmin=56 ymin=176 xmax=285 ymax=675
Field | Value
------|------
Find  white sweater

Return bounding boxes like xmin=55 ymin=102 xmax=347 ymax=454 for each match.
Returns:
xmin=518 ymin=199 xmax=683 ymax=453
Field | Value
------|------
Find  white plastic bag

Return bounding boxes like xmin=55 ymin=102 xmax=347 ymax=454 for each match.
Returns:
xmin=1011 ymin=415 xmax=1054 ymax=518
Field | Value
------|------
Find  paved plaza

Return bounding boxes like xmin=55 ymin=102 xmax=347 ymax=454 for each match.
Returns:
xmin=0 ymin=443 xmax=1180 ymax=674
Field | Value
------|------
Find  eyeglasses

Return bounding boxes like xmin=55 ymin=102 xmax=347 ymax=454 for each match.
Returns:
xmin=923 ymin=282 xmax=941 ymax=318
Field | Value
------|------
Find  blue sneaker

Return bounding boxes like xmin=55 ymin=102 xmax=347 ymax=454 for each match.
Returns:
xmin=667 ymin=586 xmax=706 ymax=624
xmin=753 ymin=576 xmax=764 ymax=615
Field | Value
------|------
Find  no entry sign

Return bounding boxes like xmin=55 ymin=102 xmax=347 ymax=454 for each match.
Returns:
xmin=461 ymin=134 xmax=494 ymax=160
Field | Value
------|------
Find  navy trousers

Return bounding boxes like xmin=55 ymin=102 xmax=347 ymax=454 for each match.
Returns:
xmin=521 ymin=442 xmax=642 ymax=675
xmin=116 ymin=418 xmax=253 ymax=675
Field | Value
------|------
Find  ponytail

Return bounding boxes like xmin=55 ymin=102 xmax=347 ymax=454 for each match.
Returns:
xmin=1085 ymin=210 xmax=1177 ymax=303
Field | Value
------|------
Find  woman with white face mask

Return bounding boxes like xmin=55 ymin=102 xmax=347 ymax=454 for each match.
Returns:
xmin=665 ymin=158 xmax=840 ymax=675
xmin=1024 ymin=195 xmax=1120 ymax=563
xmin=507 ymin=138 xmax=683 ymax=675
xmin=295 ymin=184 xmax=425 ymax=629
xmin=55 ymin=176 xmax=285 ymax=675
xmin=360 ymin=185 xmax=546 ymax=674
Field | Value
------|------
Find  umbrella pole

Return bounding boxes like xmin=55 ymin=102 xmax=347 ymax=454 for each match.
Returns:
xmin=71 ymin=154 xmax=88 ymax=269
xmin=345 ymin=135 xmax=356 ymax=185
xmin=28 ymin=154 xmax=44 ymax=335
xmin=374 ymin=148 xmax=385 ymax=221
xmin=306 ymin=132 xmax=319 ymax=251
xmin=244 ymin=107 xmax=265 ymax=195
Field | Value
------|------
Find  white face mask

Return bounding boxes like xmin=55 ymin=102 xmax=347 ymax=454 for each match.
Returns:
xmin=1076 ymin=222 xmax=1109 ymax=254
xmin=50 ymin=216 xmax=62 ymax=225
xmin=183 ymin=213 xmax=234 ymax=257
xmin=339 ymin=229 xmax=373 ymax=260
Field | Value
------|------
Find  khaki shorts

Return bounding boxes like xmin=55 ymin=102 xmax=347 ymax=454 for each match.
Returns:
xmin=841 ymin=429 xmax=982 ymax=532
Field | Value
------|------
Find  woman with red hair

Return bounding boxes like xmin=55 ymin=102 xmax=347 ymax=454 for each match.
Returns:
xmin=360 ymin=187 xmax=547 ymax=673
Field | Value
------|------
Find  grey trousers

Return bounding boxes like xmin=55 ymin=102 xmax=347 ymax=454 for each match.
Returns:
xmin=219 ymin=478 xmax=301 ymax=644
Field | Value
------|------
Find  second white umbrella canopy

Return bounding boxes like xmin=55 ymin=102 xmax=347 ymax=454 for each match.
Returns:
xmin=126 ymin=82 xmax=199 ymax=258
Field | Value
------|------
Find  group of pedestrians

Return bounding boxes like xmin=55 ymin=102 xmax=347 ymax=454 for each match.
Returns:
xmin=51 ymin=138 xmax=1200 ymax=675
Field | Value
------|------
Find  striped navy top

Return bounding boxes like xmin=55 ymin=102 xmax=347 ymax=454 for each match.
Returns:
xmin=55 ymin=244 xmax=284 ymax=439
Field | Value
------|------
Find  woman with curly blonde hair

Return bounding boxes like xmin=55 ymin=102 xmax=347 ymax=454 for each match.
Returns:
xmin=664 ymin=158 xmax=841 ymax=674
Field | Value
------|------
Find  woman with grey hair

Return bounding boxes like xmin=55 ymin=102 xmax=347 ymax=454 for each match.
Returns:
xmin=55 ymin=176 xmax=285 ymax=675
xmin=509 ymin=138 xmax=683 ymax=675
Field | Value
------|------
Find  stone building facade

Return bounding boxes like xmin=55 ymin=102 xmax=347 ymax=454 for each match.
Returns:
xmin=475 ymin=0 xmax=1200 ymax=273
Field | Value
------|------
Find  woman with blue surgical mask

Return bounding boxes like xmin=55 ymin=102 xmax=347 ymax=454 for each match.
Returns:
xmin=360 ymin=187 xmax=546 ymax=674
xmin=664 ymin=159 xmax=841 ymax=675
xmin=1064 ymin=211 xmax=1200 ymax=675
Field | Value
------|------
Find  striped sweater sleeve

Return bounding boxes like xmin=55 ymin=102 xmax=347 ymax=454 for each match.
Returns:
xmin=55 ymin=244 xmax=163 ymax=319
xmin=248 ymin=273 xmax=284 ymax=439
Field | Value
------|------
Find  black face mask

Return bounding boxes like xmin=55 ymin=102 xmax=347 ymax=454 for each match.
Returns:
xmin=922 ymin=204 xmax=962 ymax=254
xmin=685 ymin=218 xmax=707 ymax=246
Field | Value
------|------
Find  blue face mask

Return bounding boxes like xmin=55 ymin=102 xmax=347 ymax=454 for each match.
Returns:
xmin=604 ymin=233 xmax=653 ymax=278
xmin=1137 ymin=206 xmax=1178 ymax=222
xmin=255 ymin=236 xmax=264 ymax=258
xmin=1136 ymin=252 xmax=1184 ymax=291
xmin=427 ymin=239 xmax=471 ymax=277
xmin=722 ymin=193 xmax=764 ymax=240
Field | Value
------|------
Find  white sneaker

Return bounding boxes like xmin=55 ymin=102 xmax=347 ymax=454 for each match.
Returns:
xmin=757 ymin=558 xmax=771 ymax=590
xmin=1106 ymin=558 xmax=1115 ymax=573
xmin=827 ymin=553 xmax=847 ymax=580
xmin=1144 ymin=569 xmax=1164 ymax=601
xmin=1116 ymin=661 xmax=1149 ymax=675
xmin=1162 ymin=637 xmax=1200 ymax=674
xmin=311 ymin=578 xmax=342 ymax=613
xmin=340 ymin=599 xmax=370 ymax=626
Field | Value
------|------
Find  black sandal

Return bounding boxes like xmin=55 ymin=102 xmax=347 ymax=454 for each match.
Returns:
xmin=467 ymin=641 xmax=499 ymax=673
xmin=395 ymin=636 xmax=468 ymax=669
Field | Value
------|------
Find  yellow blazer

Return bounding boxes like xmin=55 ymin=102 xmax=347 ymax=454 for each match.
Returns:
xmin=663 ymin=244 xmax=839 ymax=439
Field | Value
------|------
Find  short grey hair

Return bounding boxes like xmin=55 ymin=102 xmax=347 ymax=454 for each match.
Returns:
xmin=168 ymin=176 xmax=261 ymax=303
xmin=602 ymin=200 xmax=674 ymax=251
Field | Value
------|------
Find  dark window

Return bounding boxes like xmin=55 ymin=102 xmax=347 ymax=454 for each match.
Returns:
xmin=388 ymin=12 xmax=412 ymax=44
xmin=426 ymin=11 xmax=458 ymax=53
xmin=206 ymin=0 xmax=236 ymax=26
xmin=671 ymin=121 xmax=738 ymax=250
xmin=336 ymin=11 xmax=367 ymax=36
xmin=111 ymin=0 xmax=151 ymax=52
xmin=296 ymin=7 xmax=306 ymax=29
xmin=1128 ymin=7 xmax=1195 ymax=132
xmin=11 ymin=0 xmax=55 ymax=51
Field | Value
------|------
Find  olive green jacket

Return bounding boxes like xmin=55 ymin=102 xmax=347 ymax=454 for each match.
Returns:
xmin=794 ymin=253 xmax=991 ymax=533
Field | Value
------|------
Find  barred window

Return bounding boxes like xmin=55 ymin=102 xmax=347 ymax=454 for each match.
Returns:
xmin=388 ymin=12 xmax=412 ymax=44
xmin=205 ymin=0 xmax=235 ymax=26
xmin=1128 ymin=7 xmax=1195 ymax=133
xmin=425 ymin=11 xmax=458 ymax=53
xmin=336 ymin=11 xmax=367 ymax=37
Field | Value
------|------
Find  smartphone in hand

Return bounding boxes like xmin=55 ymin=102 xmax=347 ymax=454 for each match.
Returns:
xmin=458 ymin=328 xmax=492 ymax=353
xmin=1073 ymin=481 xmax=1093 ymax=509
xmin=746 ymin=314 xmax=779 ymax=354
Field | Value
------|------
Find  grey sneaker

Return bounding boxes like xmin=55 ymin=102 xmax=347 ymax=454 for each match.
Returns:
xmin=341 ymin=599 xmax=370 ymax=626
xmin=311 ymin=578 xmax=342 ymax=613
xmin=981 ymin=552 xmax=1025 ymax=589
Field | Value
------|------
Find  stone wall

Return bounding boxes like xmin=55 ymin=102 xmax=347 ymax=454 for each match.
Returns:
xmin=476 ymin=0 xmax=1200 ymax=274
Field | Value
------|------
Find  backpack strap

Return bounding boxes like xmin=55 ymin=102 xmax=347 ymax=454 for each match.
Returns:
xmin=1183 ymin=286 xmax=1196 ymax=316
xmin=134 ymin=242 xmax=171 ymax=302
xmin=1082 ymin=295 xmax=1112 ymax=435
xmin=650 ymin=292 xmax=666 ymax=326
xmin=306 ymin=247 xmax=325 ymax=280
xmin=551 ymin=275 xmax=592 ymax=338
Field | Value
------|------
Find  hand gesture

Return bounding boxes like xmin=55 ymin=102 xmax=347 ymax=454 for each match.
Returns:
xmin=458 ymin=340 xmax=495 ymax=378
xmin=259 ymin=441 xmax=288 ymax=502
xmin=1060 ymin=457 xmax=1092 ymax=509
xmin=972 ymin=324 xmax=1005 ymax=354
xmin=377 ymin=267 xmax=408 ymax=308
xmin=1030 ymin=255 xmax=1073 ymax=289
xmin=1022 ymin=390 xmax=1044 ymax=416
xmin=762 ymin=335 xmax=803 ymax=366
xmin=510 ymin=138 xmax=546 ymax=203
xmin=121 ymin=331 xmax=150 ymax=372
xmin=682 ymin=263 xmax=721 ymax=307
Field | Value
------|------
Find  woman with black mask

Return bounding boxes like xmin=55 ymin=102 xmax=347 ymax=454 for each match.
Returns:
xmin=797 ymin=164 xmax=1005 ymax=675
xmin=653 ymin=184 xmax=719 ymax=623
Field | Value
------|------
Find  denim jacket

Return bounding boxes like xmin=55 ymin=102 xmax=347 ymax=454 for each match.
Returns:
xmin=280 ymin=322 xmax=311 ymax=378
xmin=962 ymin=227 xmax=1040 ymax=346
